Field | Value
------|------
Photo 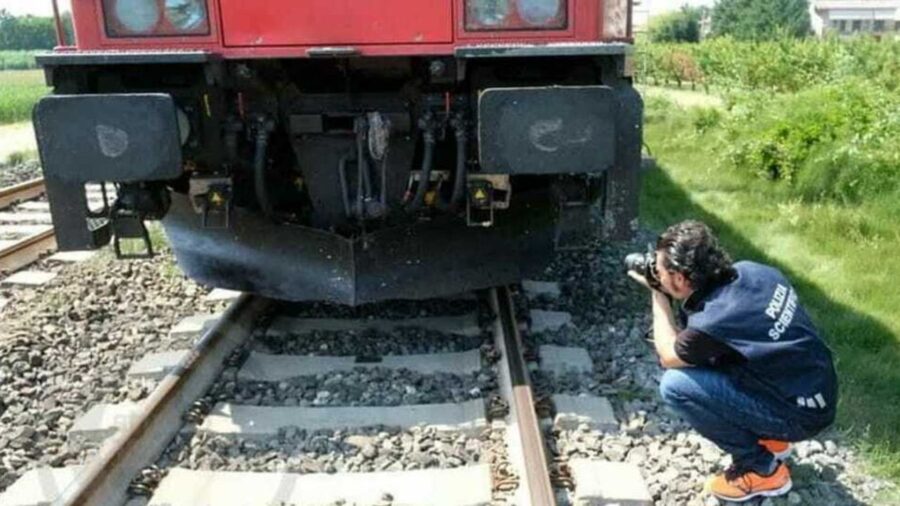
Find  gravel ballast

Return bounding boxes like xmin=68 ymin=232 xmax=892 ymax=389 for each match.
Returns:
xmin=0 ymin=161 xmax=41 ymax=189
xmin=254 ymin=327 xmax=486 ymax=357
xmin=0 ymin=248 xmax=219 ymax=493
xmin=157 ymin=425 xmax=486 ymax=475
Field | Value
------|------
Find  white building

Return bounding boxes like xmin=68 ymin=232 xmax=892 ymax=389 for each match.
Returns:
xmin=811 ymin=0 xmax=900 ymax=36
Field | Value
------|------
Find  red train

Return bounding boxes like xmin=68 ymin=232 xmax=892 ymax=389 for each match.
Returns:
xmin=34 ymin=0 xmax=643 ymax=304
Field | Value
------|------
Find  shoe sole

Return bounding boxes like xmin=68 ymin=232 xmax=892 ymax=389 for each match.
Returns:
xmin=771 ymin=444 xmax=793 ymax=461
xmin=711 ymin=478 xmax=793 ymax=503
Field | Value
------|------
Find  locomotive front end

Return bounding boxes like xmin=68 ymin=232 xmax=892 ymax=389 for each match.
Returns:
xmin=33 ymin=0 xmax=642 ymax=304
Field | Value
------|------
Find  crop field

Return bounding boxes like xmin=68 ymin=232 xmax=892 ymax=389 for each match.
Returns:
xmin=639 ymin=37 xmax=900 ymax=496
xmin=0 ymin=69 xmax=49 ymax=125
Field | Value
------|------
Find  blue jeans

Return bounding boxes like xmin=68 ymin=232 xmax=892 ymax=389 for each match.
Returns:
xmin=659 ymin=367 xmax=820 ymax=475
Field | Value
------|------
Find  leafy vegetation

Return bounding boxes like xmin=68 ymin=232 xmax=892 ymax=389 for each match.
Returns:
xmin=0 ymin=50 xmax=39 ymax=70
xmin=711 ymin=0 xmax=811 ymax=40
xmin=0 ymin=9 xmax=74 ymax=50
xmin=0 ymin=70 xmax=49 ymax=125
xmin=639 ymin=35 xmax=900 ymax=491
xmin=642 ymin=96 xmax=900 ymax=492
xmin=637 ymin=37 xmax=900 ymax=92
xmin=724 ymin=80 xmax=900 ymax=204
xmin=648 ymin=6 xmax=704 ymax=43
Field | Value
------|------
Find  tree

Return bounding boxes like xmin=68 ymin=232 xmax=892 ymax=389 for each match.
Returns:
xmin=711 ymin=0 xmax=810 ymax=40
xmin=648 ymin=6 xmax=704 ymax=43
xmin=0 ymin=10 xmax=57 ymax=50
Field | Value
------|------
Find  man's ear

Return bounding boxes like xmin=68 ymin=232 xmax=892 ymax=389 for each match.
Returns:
xmin=674 ymin=272 xmax=689 ymax=291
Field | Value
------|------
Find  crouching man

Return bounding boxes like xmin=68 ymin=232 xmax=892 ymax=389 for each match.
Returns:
xmin=627 ymin=220 xmax=838 ymax=502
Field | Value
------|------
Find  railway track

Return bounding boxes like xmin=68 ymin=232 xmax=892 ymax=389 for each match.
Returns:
xmin=1 ymin=288 xmax=572 ymax=506
xmin=0 ymin=179 xmax=113 ymax=277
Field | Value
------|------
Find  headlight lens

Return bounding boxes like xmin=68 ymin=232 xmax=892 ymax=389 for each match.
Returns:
xmin=518 ymin=0 xmax=562 ymax=26
xmin=165 ymin=0 xmax=208 ymax=32
xmin=113 ymin=0 xmax=161 ymax=34
xmin=104 ymin=0 xmax=210 ymax=37
xmin=467 ymin=0 xmax=512 ymax=29
xmin=465 ymin=0 xmax=567 ymax=30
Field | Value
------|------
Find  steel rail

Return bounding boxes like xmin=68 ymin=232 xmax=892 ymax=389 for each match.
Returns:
xmin=0 ymin=178 xmax=45 ymax=209
xmin=489 ymin=286 xmax=557 ymax=506
xmin=0 ymin=178 xmax=52 ymax=273
xmin=0 ymin=228 xmax=56 ymax=274
xmin=54 ymin=294 xmax=271 ymax=506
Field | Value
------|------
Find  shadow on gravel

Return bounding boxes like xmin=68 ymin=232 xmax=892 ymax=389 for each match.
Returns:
xmin=639 ymin=163 xmax=900 ymax=504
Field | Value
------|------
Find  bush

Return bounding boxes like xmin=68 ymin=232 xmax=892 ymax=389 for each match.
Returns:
xmin=636 ymin=37 xmax=900 ymax=92
xmin=723 ymin=79 xmax=900 ymax=203
xmin=711 ymin=0 xmax=811 ymax=40
xmin=0 ymin=50 xmax=38 ymax=70
xmin=648 ymin=7 xmax=702 ymax=43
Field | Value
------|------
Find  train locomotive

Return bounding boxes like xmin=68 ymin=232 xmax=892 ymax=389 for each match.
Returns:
xmin=33 ymin=0 xmax=643 ymax=305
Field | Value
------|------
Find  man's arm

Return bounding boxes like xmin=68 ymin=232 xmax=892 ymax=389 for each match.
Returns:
xmin=650 ymin=290 xmax=690 ymax=369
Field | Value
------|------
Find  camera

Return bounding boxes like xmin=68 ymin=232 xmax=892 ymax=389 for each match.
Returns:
xmin=625 ymin=244 xmax=662 ymax=290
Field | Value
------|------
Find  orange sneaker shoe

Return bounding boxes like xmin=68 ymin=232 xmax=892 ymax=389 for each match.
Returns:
xmin=705 ymin=463 xmax=792 ymax=502
xmin=758 ymin=439 xmax=792 ymax=460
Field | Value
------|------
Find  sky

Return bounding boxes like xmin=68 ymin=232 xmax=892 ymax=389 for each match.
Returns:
xmin=0 ymin=0 xmax=70 ymax=16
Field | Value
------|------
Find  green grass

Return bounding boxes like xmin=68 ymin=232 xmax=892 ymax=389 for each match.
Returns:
xmin=642 ymin=97 xmax=900 ymax=501
xmin=0 ymin=69 xmax=49 ymax=125
xmin=0 ymin=50 xmax=39 ymax=70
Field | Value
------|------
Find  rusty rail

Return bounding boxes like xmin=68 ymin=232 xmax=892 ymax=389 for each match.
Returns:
xmin=490 ymin=286 xmax=557 ymax=506
xmin=55 ymin=294 xmax=270 ymax=506
xmin=0 ymin=178 xmax=53 ymax=274
xmin=0 ymin=178 xmax=45 ymax=209
xmin=0 ymin=228 xmax=56 ymax=274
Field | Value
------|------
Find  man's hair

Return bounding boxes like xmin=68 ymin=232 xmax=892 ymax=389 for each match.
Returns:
xmin=656 ymin=220 xmax=736 ymax=292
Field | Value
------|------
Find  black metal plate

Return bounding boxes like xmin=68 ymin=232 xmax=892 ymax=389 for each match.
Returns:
xmin=163 ymin=189 xmax=555 ymax=305
xmin=478 ymin=86 xmax=617 ymax=174
xmin=34 ymin=93 xmax=182 ymax=183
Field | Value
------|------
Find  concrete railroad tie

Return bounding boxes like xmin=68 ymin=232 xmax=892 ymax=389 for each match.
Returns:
xmin=539 ymin=344 xmax=593 ymax=375
xmin=1 ymin=270 xmax=57 ymax=287
xmin=0 ymin=212 xmax=52 ymax=224
xmin=127 ymin=347 xmax=483 ymax=382
xmin=521 ymin=279 xmax=562 ymax=300
xmin=68 ymin=399 xmax=488 ymax=443
xmin=0 ymin=466 xmax=494 ymax=506
xmin=266 ymin=313 xmax=482 ymax=338
xmin=529 ymin=309 xmax=574 ymax=333
xmin=552 ymin=394 xmax=618 ymax=432
xmin=569 ymin=459 xmax=653 ymax=506
xmin=149 ymin=466 xmax=493 ymax=506
xmin=0 ymin=224 xmax=53 ymax=237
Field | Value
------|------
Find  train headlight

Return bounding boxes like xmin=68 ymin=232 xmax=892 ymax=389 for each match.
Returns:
xmin=466 ymin=0 xmax=512 ymax=29
xmin=517 ymin=0 xmax=563 ymax=26
xmin=465 ymin=0 xmax=566 ymax=31
xmin=111 ymin=0 xmax=160 ymax=34
xmin=103 ymin=0 xmax=210 ymax=37
xmin=165 ymin=0 xmax=208 ymax=32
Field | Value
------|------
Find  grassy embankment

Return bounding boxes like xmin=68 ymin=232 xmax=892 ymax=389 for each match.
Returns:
xmin=0 ymin=50 xmax=39 ymax=71
xmin=640 ymin=88 xmax=900 ymax=501
xmin=0 ymin=68 xmax=46 ymax=163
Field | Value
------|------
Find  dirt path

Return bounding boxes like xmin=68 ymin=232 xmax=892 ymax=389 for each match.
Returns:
xmin=637 ymin=85 xmax=724 ymax=109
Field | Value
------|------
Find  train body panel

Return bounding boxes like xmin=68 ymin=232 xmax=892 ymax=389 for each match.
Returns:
xmin=34 ymin=0 xmax=643 ymax=304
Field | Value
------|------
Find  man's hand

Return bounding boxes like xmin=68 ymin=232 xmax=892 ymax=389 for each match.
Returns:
xmin=628 ymin=270 xmax=689 ymax=369
xmin=627 ymin=270 xmax=652 ymax=290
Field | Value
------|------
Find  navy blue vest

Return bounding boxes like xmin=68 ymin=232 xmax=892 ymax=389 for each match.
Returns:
xmin=684 ymin=261 xmax=837 ymax=426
